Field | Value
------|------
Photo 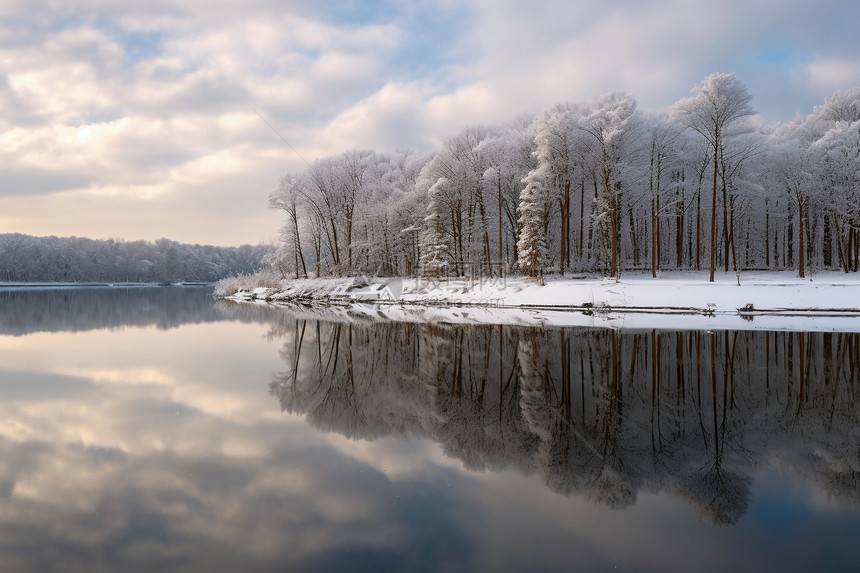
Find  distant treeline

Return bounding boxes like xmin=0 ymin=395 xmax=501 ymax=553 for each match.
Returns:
xmin=0 ymin=233 xmax=272 ymax=283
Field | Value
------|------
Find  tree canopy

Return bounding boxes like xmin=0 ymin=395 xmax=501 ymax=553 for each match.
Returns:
xmin=266 ymin=75 xmax=860 ymax=279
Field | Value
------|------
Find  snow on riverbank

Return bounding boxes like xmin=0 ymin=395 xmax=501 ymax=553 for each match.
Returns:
xmin=221 ymin=271 xmax=860 ymax=332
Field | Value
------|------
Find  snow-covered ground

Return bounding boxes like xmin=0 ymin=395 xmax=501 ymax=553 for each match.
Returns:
xmin=223 ymin=271 xmax=860 ymax=332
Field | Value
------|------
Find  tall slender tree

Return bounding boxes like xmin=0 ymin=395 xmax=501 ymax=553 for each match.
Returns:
xmin=577 ymin=92 xmax=640 ymax=278
xmin=673 ymin=73 xmax=754 ymax=281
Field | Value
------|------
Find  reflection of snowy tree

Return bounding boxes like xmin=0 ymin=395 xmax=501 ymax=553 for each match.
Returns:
xmin=430 ymin=325 xmax=539 ymax=473
xmin=679 ymin=467 xmax=751 ymax=527
xmin=518 ymin=329 xmax=550 ymax=439
xmin=586 ymin=331 xmax=637 ymax=509
xmin=255 ymin=302 xmax=860 ymax=524
xmin=1 ymin=286 xmax=223 ymax=335
xmin=270 ymin=320 xmax=429 ymax=440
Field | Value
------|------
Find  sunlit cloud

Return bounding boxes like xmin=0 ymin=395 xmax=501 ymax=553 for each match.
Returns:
xmin=69 ymin=368 xmax=174 ymax=386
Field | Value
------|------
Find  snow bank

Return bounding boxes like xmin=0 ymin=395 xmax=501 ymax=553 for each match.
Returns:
xmin=222 ymin=271 xmax=860 ymax=331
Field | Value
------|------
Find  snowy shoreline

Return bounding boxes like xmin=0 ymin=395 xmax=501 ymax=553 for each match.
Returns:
xmin=219 ymin=271 xmax=860 ymax=332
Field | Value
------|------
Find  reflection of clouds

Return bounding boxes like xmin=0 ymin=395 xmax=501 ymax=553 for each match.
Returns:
xmin=323 ymin=433 xmax=458 ymax=479
xmin=773 ymin=446 xmax=860 ymax=512
xmin=0 ymin=310 xmax=494 ymax=570
xmin=0 ymin=434 xmax=426 ymax=567
xmin=58 ymin=367 xmax=174 ymax=386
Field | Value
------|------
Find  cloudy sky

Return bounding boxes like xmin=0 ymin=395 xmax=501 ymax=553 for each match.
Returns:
xmin=2 ymin=0 xmax=859 ymax=246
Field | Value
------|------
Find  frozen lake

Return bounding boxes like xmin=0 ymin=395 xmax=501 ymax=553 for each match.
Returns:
xmin=0 ymin=286 xmax=858 ymax=572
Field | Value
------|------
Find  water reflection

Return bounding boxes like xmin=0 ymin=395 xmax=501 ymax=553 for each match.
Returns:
xmin=1 ymin=288 xmax=859 ymax=572
xmin=0 ymin=286 xmax=225 ymax=335
xmin=268 ymin=313 xmax=860 ymax=526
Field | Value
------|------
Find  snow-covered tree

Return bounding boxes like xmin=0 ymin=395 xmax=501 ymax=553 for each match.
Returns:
xmin=416 ymin=125 xmax=494 ymax=275
xmin=267 ymin=172 xmax=308 ymax=278
xmin=638 ymin=113 xmax=685 ymax=275
xmin=477 ymin=115 xmax=537 ymax=273
xmin=516 ymin=175 xmax=548 ymax=278
xmin=769 ymin=119 xmax=818 ymax=277
xmin=673 ymin=73 xmax=755 ymax=281
xmin=258 ymin=77 xmax=860 ymax=280
xmin=813 ymin=119 xmax=860 ymax=272
xmin=528 ymin=103 xmax=581 ymax=274
xmin=815 ymin=88 xmax=860 ymax=124
xmin=577 ymin=92 xmax=640 ymax=278
xmin=420 ymin=179 xmax=451 ymax=277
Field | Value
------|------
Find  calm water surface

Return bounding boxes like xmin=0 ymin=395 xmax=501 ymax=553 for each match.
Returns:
xmin=0 ymin=286 xmax=858 ymax=572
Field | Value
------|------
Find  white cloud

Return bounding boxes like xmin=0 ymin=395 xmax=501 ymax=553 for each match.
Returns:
xmin=319 ymin=82 xmax=433 ymax=150
xmin=801 ymin=58 xmax=860 ymax=92
xmin=1 ymin=0 xmax=860 ymax=244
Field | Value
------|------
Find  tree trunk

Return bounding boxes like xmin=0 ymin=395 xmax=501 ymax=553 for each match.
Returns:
xmin=834 ymin=213 xmax=849 ymax=273
xmin=722 ymin=178 xmax=730 ymax=273
xmin=564 ymin=179 xmax=571 ymax=272
xmin=709 ymin=145 xmax=718 ymax=282
xmin=798 ymin=198 xmax=805 ymax=278
xmin=656 ymin=194 xmax=662 ymax=273
xmin=629 ymin=208 xmax=640 ymax=267
xmin=346 ymin=217 xmax=353 ymax=273
xmin=587 ymin=174 xmax=598 ymax=258
xmin=559 ymin=181 xmax=568 ymax=275
xmin=455 ymin=201 xmax=464 ymax=275
xmin=676 ymin=182 xmax=684 ymax=269
xmin=729 ymin=196 xmax=737 ymax=272
xmin=579 ymin=180 xmax=585 ymax=260
xmin=651 ymin=197 xmax=657 ymax=278
xmin=696 ymin=187 xmax=702 ymax=271
xmin=478 ymin=189 xmax=491 ymax=275
xmin=497 ymin=174 xmax=503 ymax=276
xmin=847 ymin=226 xmax=860 ymax=272
xmin=765 ymin=199 xmax=770 ymax=269
xmin=292 ymin=209 xmax=308 ymax=278
xmin=605 ymin=168 xmax=619 ymax=278
xmin=329 ymin=216 xmax=341 ymax=270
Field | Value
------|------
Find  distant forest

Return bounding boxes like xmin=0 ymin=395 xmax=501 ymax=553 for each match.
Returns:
xmin=0 ymin=233 xmax=271 ymax=283
xmin=266 ymin=73 xmax=860 ymax=280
